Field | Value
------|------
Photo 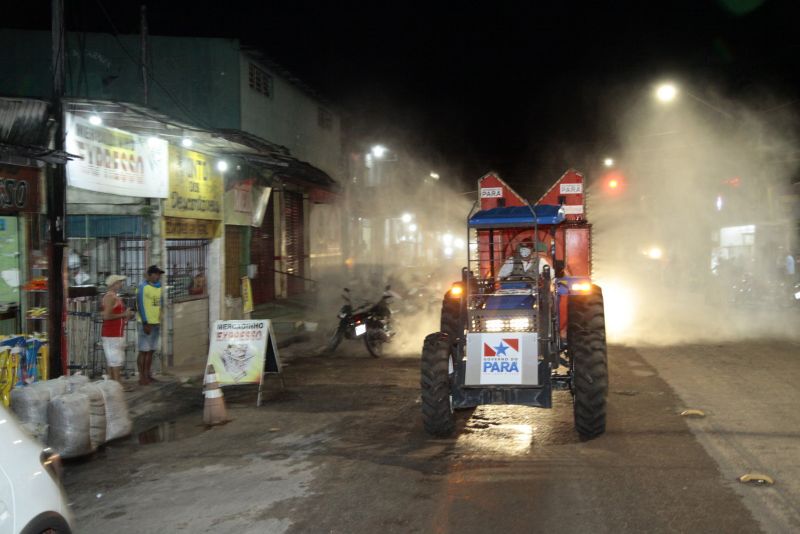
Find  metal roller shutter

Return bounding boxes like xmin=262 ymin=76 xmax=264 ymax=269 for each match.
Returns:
xmin=252 ymin=199 xmax=275 ymax=304
xmin=283 ymin=191 xmax=305 ymax=296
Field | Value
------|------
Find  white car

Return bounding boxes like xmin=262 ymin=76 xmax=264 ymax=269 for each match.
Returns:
xmin=0 ymin=406 xmax=74 ymax=534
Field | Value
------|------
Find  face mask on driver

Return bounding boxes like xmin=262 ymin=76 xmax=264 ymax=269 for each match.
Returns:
xmin=519 ymin=247 xmax=532 ymax=258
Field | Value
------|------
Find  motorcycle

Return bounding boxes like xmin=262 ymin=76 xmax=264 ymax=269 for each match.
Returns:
xmin=326 ymin=286 xmax=395 ymax=357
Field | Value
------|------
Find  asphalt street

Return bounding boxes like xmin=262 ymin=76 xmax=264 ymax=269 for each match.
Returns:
xmin=61 ymin=340 xmax=798 ymax=533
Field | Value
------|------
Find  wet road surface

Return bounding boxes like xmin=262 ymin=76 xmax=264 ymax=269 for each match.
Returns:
xmin=62 ymin=342 xmax=789 ymax=533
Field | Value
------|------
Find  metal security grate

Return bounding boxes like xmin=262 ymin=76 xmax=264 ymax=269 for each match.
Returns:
xmin=66 ymin=215 xmax=149 ymax=289
xmin=165 ymin=239 xmax=208 ymax=301
xmin=284 ymin=191 xmax=305 ymax=296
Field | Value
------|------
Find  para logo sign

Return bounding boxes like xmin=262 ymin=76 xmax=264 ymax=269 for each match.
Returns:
xmin=481 ymin=334 xmax=522 ymax=384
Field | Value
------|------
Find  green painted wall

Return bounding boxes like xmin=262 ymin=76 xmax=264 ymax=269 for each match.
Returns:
xmin=0 ymin=29 xmax=241 ymax=130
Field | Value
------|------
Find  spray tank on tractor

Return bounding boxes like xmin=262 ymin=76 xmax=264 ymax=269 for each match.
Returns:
xmin=420 ymin=170 xmax=608 ymax=439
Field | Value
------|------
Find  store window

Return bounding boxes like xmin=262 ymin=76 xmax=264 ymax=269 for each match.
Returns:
xmin=66 ymin=215 xmax=150 ymax=287
xmin=165 ymin=239 xmax=208 ymax=301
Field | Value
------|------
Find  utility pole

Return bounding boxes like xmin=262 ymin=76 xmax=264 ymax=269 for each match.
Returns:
xmin=140 ymin=4 xmax=148 ymax=105
xmin=48 ymin=0 xmax=67 ymax=377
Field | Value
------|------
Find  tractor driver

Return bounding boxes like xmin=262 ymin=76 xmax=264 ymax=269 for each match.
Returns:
xmin=498 ymin=239 xmax=552 ymax=280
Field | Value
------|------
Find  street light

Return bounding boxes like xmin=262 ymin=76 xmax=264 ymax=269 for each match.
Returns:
xmin=429 ymin=172 xmax=440 ymax=180
xmin=371 ymin=144 xmax=388 ymax=159
xmin=603 ymin=157 xmax=614 ymax=168
xmin=655 ymin=83 xmax=678 ymax=103
xmin=216 ymin=160 xmax=229 ymax=172
xmin=89 ymin=114 xmax=103 ymax=126
xmin=181 ymin=138 xmax=193 ymax=148
xmin=654 ymin=81 xmax=735 ymax=119
xmin=401 ymin=213 xmax=413 ymax=224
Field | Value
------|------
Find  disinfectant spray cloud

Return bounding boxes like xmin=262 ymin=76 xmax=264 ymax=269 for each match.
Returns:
xmin=590 ymin=86 xmax=799 ymax=345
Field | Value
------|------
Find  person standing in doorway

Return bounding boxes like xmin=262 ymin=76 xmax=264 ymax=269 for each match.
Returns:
xmin=101 ymin=275 xmax=134 ymax=387
xmin=136 ymin=265 xmax=164 ymax=385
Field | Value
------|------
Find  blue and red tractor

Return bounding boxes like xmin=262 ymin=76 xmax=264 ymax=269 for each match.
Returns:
xmin=421 ymin=170 xmax=608 ymax=439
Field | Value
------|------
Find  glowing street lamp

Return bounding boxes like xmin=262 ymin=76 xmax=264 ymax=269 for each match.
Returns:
xmin=603 ymin=157 xmax=614 ymax=168
xmin=655 ymin=83 xmax=678 ymax=103
xmin=371 ymin=144 xmax=388 ymax=159
xmin=216 ymin=160 xmax=229 ymax=172
xmin=89 ymin=114 xmax=103 ymax=126
xmin=401 ymin=213 xmax=413 ymax=224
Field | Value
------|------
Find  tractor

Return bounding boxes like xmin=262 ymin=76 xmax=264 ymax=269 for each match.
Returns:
xmin=420 ymin=170 xmax=608 ymax=439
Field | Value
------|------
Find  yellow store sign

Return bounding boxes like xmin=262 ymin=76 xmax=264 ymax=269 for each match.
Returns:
xmin=165 ymin=146 xmax=223 ymax=220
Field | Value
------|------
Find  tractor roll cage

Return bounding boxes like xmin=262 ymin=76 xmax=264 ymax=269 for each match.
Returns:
xmin=466 ymin=202 xmax=565 ymax=289
xmin=466 ymin=203 xmax=565 ymax=333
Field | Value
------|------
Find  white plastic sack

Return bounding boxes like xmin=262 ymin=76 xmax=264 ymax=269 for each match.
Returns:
xmin=20 ymin=422 xmax=49 ymax=444
xmin=47 ymin=392 xmax=94 ymax=458
xmin=66 ymin=374 xmax=90 ymax=392
xmin=10 ymin=385 xmax=49 ymax=426
xmin=92 ymin=379 xmax=132 ymax=441
xmin=80 ymin=384 xmax=107 ymax=449
xmin=35 ymin=376 xmax=68 ymax=399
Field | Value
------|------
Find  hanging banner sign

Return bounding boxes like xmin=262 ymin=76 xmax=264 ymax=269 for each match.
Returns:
xmin=164 ymin=217 xmax=219 ymax=239
xmin=165 ymin=146 xmax=223 ymax=220
xmin=65 ymin=113 xmax=169 ymax=198
xmin=0 ymin=165 xmax=41 ymax=214
xmin=223 ymin=180 xmax=271 ymax=227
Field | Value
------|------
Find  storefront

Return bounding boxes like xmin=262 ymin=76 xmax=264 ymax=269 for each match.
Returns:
xmin=163 ymin=146 xmax=224 ymax=368
xmin=63 ymin=109 xmax=168 ymax=375
xmin=222 ymin=171 xmax=272 ymax=315
xmin=0 ymin=164 xmax=46 ymax=336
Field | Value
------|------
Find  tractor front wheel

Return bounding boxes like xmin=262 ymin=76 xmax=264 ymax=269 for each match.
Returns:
xmin=440 ymin=294 xmax=462 ymax=345
xmin=567 ymin=286 xmax=608 ymax=439
xmin=420 ymin=332 xmax=455 ymax=437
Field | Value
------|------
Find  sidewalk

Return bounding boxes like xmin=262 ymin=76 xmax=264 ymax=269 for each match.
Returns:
xmin=251 ymin=292 xmax=322 ymax=336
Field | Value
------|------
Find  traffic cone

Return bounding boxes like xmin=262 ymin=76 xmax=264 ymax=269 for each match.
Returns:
xmin=203 ymin=364 xmax=228 ymax=425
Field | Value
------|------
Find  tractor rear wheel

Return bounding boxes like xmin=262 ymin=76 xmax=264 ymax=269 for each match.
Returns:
xmin=567 ymin=286 xmax=608 ymax=439
xmin=420 ymin=332 xmax=455 ymax=437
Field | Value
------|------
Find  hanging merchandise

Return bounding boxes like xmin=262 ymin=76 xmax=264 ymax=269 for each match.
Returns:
xmin=0 ymin=345 xmax=17 ymax=406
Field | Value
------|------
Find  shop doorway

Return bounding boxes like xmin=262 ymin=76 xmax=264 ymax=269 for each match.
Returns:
xmin=165 ymin=239 xmax=210 ymax=368
xmin=252 ymin=199 xmax=275 ymax=304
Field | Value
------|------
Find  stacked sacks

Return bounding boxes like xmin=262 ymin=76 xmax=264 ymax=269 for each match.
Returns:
xmin=9 ymin=375 xmax=71 ymax=443
xmin=79 ymin=384 xmax=107 ymax=450
xmin=47 ymin=392 xmax=93 ymax=458
xmin=11 ymin=374 xmax=133 ymax=458
xmin=9 ymin=385 xmax=50 ymax=443
xmin=91 ymin=379 xmax=132 ymax=441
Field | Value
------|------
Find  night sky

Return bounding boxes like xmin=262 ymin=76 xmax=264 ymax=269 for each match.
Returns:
xmin=6 ymin=0 xmax=799 ymax=190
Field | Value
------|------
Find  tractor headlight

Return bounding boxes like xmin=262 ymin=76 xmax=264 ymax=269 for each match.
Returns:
xmin=509 ymin=317 xmax=530 ymax=331
xmin=485 ymin=319 xmax=505 ymax=332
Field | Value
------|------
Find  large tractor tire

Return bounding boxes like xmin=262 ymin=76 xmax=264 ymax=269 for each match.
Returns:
xmin=420 ymin=332 xmax=455 ymax=437
xmin=440 ymin=294 xmax=462 ymax=344
xmin=567 ymin=285 xmax=608 ymax=439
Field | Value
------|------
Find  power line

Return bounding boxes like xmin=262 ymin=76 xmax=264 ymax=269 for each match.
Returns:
xmin=92 ymin=0 xmax=212 ymax=130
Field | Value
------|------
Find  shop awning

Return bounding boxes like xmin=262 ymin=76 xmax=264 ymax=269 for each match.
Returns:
xmin=63 ymin=98 xmax=340 ymax=193
xmin=0 ymin=97 xmax=75 ymax=165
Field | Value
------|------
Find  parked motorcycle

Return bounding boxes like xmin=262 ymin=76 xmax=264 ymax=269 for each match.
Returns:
xmin=326 ymin=286 xmax=395 ymax=357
